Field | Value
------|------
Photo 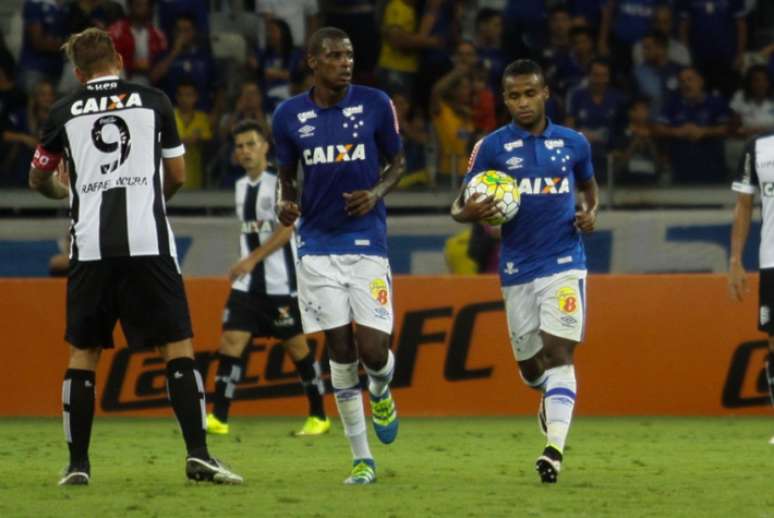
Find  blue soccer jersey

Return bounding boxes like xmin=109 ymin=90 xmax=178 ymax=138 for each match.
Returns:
xmin=272 ymin=85 xmax=402 ymax=257
xmin=465 ymin=119 xmax=594 ymax=286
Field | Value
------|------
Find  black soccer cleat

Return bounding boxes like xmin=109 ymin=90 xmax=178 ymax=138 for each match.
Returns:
xmin=58 ymin=463 xmax=90 ymax=486
xmin=535 ymin=446 xmax=563 ymax=484
xmin=186 ymin=457 xmax=243 ymax=484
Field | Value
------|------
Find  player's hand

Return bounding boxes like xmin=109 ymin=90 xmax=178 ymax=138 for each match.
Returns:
xmin=277 ymin=200 xmax=301 ymax=226
xmin=461 ymin=193 xmax=500 ymax=222
xmin=343 ymin=190 xmax=378 ymax=217
xmin=229 ymin=256 xmax=257 ymax=281
xmin=728 ymin=260 xmax=748 ymax=302
xmin=574 ymin=206 xmax=596 ymax=233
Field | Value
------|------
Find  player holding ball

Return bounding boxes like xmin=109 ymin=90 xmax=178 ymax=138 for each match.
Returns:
xmin=451 ymin=59 xmax=599 ymax=484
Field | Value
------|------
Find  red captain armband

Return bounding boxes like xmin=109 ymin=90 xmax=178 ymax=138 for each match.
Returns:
xmin=31 ymin=145 xmax=62 ymax=172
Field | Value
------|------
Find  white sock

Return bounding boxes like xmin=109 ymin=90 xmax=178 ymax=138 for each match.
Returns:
xmin=364 ymin=349 xmax=395 ymax=398
xmin=543 ymin=365 xmax=577 ymax=453
xmin=330 ymin=360 xmax=372 ymax=460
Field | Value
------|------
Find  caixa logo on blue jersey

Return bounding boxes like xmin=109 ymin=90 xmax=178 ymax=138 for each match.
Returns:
xmin=517 ymin=177 xmax=570 ymax=195
xmin=303 ymin=144 xmax=366 ymax=165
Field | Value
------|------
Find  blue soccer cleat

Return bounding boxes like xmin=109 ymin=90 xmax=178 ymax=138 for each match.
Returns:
xmin=343 ymin=458 xmax=376 ymax=485
xmin=369 ymin=389 xmax=399 ymax=444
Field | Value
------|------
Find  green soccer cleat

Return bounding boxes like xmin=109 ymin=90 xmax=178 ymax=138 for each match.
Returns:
xmin=369 ymin=389 xmax=398 ymax=444
xmin=293 ymin=416 xmax=332 ymax=436
xmin=206 ymin=413 xmax=229 ymax=435
xmin=343 ymin=459 xmax=376 ymax=485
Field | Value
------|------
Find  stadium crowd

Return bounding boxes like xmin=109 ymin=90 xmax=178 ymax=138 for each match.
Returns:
xmin=0 ymin=0 xmax=773 ymax=190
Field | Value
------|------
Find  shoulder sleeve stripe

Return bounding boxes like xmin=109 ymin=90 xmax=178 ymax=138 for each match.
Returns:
xmin=467 ymin=138 xmax=484 ymax=173
xmin=161 ymin=144 xmax=185 ymax=158
xmin=388 ymin=98 xmax=400 ymax=135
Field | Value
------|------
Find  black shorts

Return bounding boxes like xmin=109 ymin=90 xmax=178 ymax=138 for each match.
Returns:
xmin=759 ymin=268 xmax=774 ymax=335
xmin=66 ymin=256 xmax=193 ymax=349
xmin=222 ymin=290 xmax=303 ymax=340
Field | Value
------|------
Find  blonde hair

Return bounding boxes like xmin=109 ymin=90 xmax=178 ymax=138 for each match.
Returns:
xmin=62 ymin=28 xmax=119 ymax=76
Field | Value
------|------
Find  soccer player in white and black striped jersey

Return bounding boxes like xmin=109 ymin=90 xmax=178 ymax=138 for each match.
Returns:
xmin=728 ymin=131 xmax=774 ymax=445
xmin=206 ymin=120 xmax=330 ymax=437
xmin=28 ymin=28 xmax=242 ymax=485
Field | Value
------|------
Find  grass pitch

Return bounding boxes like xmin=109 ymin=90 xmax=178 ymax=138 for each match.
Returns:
xmin=0 ymin=417 xmax=771 ymax=517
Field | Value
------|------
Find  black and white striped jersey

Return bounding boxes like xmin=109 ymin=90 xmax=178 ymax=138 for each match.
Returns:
xmin=732 ymin=132 xmax=774 ymax=268
xmin=33 ymin=75 xmax=184 ymax=261
xmin=231 ymin=171 xmax=298 ymax=296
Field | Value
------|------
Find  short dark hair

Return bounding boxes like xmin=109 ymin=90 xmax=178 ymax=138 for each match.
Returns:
xmin=589 ymin=58 xmax=611 ymax=72
xmin=307 ymin=27 xmax=350 ymax=56
xmin=502 ymin=59 xmax=545 ymax=85
xmin=570 ymin=26 xmax=594 ymax=40
xmin=643 ymin=30 xmax=668 ymax=48
xmin=548 ymin=5 xmax=571 ymax=17
xmin=232 ymin=119 xmax=267 ymax=140
xmin=475 ymin=8 xmax=501 ymax=28
xmin=175 ymin=76 xmax=197 ymax=91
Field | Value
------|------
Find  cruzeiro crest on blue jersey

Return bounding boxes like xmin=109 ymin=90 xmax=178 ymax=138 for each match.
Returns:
xmin=272 ymin=85 xmax=402 ymax=257
xmin=465 ymin=119 xmax=594 ymax=286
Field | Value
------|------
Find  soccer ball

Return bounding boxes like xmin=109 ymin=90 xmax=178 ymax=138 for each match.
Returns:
xmin=464 ymin=170 xmax=521 ymax=226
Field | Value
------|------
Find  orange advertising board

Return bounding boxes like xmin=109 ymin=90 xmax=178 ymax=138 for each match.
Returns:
xmin=0 ymin=275 xmax=770 ymax=417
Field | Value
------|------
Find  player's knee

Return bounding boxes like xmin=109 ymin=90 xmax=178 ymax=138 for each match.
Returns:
xmin=282 ymin=334 xmax=309 ymax=361
xmin=68 ymin=346 xmax=101 ymax=370
xmin=356 ymin=329 xmax=389 ymax=370
xmin=160 ymin=339 xmax=195 ymax=362
xmin=540 ymin=335 xmax=576 ymax=368
xmin=517 ymin=359 xmax=544 ymax=386
xmin=220 ymin=332 xmax=248 ymax=357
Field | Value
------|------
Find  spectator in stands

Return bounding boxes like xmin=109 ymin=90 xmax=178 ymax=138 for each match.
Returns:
xmin=416 ymin=0 xmax=461 ymax=109
xmin=599 ymin=0 xmax=661 ymax=77
xmin=553 ymin=26 xmax=597 ymax=99
xmin=678 ymin=0 xmax=748 ymax=97
xmin=0 ymin=54 xmax=31 ymax=187
xmin=633 ymin=31 xmax=682 ymax=116
xmin=472 ymin=67 xmax=496 ymax=135
xmin=376 ymin=0 xmax=440 ymax=96
xmin=501 ymin=0 xmax=546 ymax=58
xmin=392 ymin=90 xmax=431 ymax=189
xmin=541 ymin=5 xmax=573 ymax=80
xmin=259 ymin=0 xmax=319 ymax=48
xmin=474 ymin=7 xmax=505 ymax=96
xmin=566 ymin=59 xmax=626 ymax=180
xmin=320 ymin=0 xmax=378 ymax=84
xmin=568 ymin=0 xmax=607 ymax=28
xmin=218 ymin=80 xmax=269 ymax=145
xmin=655 ymin=66 xmax=730 ymax=183
xmin=175 ymin=78 xmax=213 ymax=189
xmin=251 ymin=17 xmax=302 ymax=111
xmin=108 ymin=0 xmax=167 ymax=85
xmin=730 ymin=65 xmax=774 ymax=138
xmin=431 ymin=40 xmax=475 ymax=181
xmin=65 ymin=0 xmax=122 ymax=32
xmin=150 ymin=13 xmax=217 ymax=111
xmin=611 ymin=96 xmax=663 ymax=184
xmin=467 ymin=222 xmax=500 ymax=274
xmin=4 ymin=80 xmax=55 ymax=186
xmin=18 ymin=0 xmax=67 ymax=93
xmin=157 ymin=0 xmax=209 ymax=39
xmin=632 ymin=4 xmax=691 ymax=66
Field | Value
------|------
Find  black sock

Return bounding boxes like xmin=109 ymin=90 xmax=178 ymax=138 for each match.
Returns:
xmin=294 ymin=353 xmax=326 ymax=420
xmin=213 ymin=353 xmax=244 ymax=423
xmin=166 ymin=358 xmax=209 ymax=460
xmin=63 ymin=369 xmax=95 ymax=468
